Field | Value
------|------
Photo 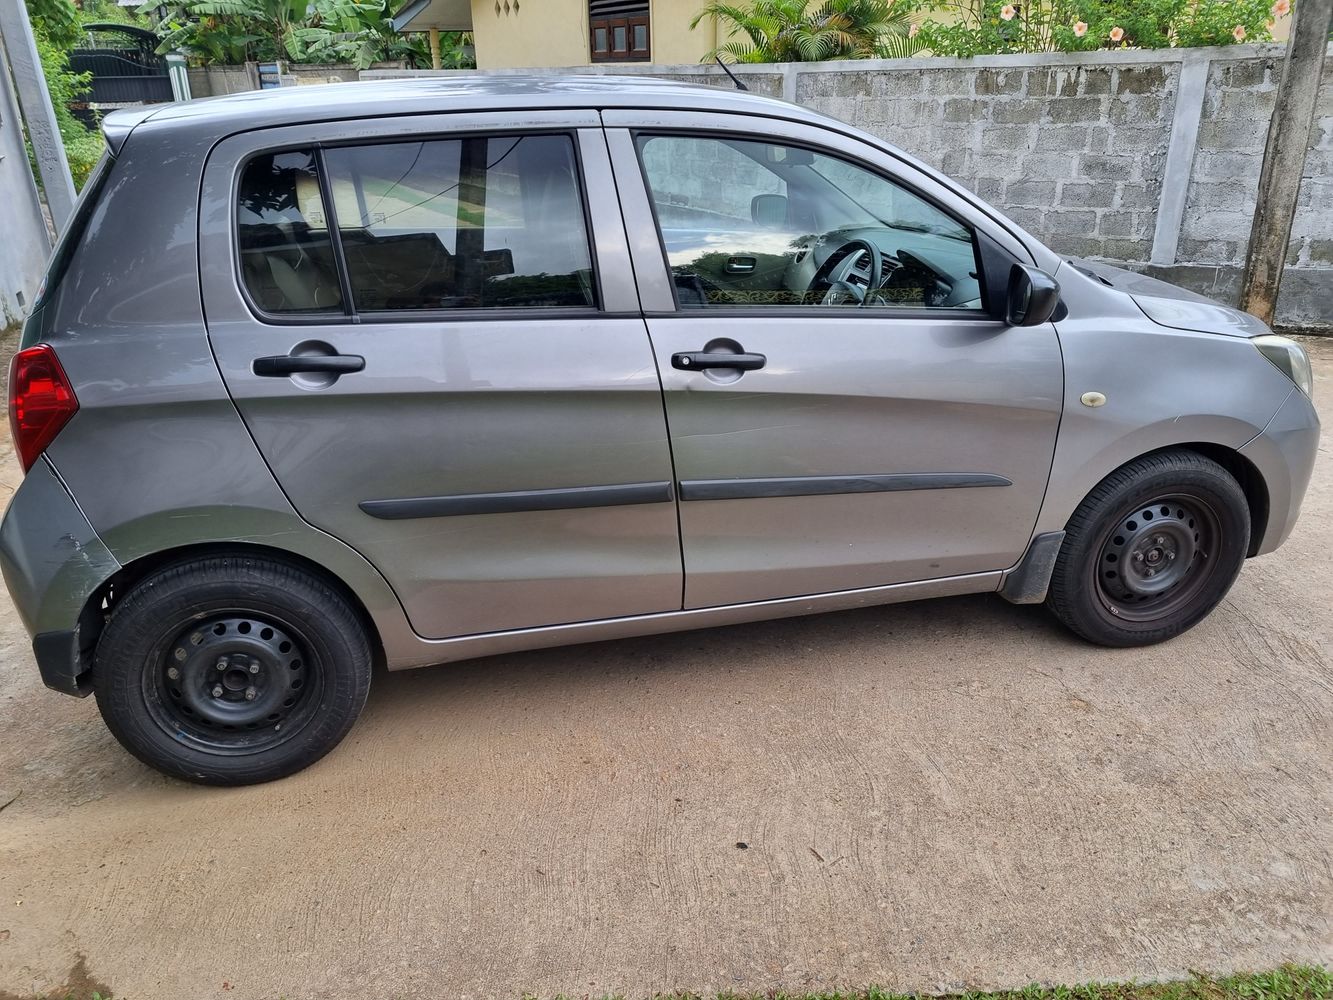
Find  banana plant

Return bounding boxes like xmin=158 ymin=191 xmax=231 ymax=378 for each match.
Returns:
xmin=690 ymin=0 xmax=923 ymax=62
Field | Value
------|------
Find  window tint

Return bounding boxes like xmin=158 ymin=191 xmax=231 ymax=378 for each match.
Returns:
xmin=637 ymin=135 xmax=983 ymax=311
xmin=322 ymin=134 xmax=595 ymax=312
xmin=237 ymin=149 xmax=344 ymax=314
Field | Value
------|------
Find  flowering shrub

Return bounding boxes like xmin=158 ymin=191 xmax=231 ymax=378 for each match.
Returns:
xmin=915 ymin=0 xmax=1283 ymax=55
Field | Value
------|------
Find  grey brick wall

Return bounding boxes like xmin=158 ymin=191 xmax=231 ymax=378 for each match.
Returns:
xmin=366 ymin=44 xmax=1333 ymax=330
xmin=795 ymin=62 xmax=1174 ymax=264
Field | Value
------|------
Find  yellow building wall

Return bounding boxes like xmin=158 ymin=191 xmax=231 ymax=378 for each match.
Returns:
xmin=649 ymin=0 xmax=716 ymax=64
xmin=471 ymin=0 xmax=716 ymax=68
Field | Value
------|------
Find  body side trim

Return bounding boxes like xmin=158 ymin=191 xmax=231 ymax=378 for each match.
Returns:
xmin=359 ymin=481 xmax=674 ymax=520
xmin=678 ymin=473 xmax=1012 ymax=502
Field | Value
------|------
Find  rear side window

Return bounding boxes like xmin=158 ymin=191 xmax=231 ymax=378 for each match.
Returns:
xmin=237 ymin=150 xmax=344 ymax=314
xmin=235 ymin=134 xmax=596 ymax=318
xmin=323 ymin=134 xmax=594 ymax=312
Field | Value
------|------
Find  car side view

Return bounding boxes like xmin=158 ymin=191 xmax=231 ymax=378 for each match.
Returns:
xmin=1 ymin=77 xmax=1318 ymax=785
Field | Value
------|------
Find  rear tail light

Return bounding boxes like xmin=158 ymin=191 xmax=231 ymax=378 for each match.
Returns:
xmin=9 ymin=345 xmax=78 ymax=473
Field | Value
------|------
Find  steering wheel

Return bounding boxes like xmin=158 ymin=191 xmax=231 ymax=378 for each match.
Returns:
xmin=809 ymin=238 xmax=883 ymax=306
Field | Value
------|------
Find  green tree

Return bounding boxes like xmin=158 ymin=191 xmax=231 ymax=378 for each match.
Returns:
xmin=690 ymin=0 xmax=921 ymax=62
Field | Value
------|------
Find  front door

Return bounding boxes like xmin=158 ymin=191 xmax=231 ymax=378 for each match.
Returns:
xmin=605 ymin=117 xmax=1063 ymax=609
xmin=201 ymin=115 xmax=681 ymax=639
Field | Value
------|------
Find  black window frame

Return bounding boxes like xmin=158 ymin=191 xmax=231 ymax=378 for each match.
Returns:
xmin=632 ymin=128 xmax=1003 ymax=320
xmin=232 ymin=129 xmax=605 ymax=327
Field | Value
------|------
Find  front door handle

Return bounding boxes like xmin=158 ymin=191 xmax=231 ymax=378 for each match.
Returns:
xmin=672 ymin=351 xmax=767 ymax=372
xmin=253 ymin=354 xmax=365 ymax=377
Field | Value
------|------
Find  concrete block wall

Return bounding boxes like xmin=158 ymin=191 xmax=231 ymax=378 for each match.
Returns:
xmin=373 ymin=44 xmax=1333 ymax=330
xmin=793 ymin=60 xmax=1175 ymax=265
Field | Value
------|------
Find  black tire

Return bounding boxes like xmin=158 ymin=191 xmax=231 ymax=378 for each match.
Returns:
xmin=1046 ymin=450 xmax=1250 ymax=647
xmin=93 ymin=553 xmax=372 ymax=786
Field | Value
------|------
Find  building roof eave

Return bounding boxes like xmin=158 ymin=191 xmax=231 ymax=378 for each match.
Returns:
xmin=392 ymin=0 xmax=474 ymax=32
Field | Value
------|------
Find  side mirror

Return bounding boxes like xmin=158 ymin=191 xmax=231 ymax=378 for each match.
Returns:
xmin=1006 ymin=263 xmax=1060 ymax=326
xmin=751 ymin=194 xmax=788 ymax=228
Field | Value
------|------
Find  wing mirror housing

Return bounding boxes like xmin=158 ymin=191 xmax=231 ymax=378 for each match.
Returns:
xmin=1005 ymin=263 xmax=1061 ymax=326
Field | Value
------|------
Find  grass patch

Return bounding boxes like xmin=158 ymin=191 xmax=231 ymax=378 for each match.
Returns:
xmin=535 ymin=966 xmax=1332 ymax=1000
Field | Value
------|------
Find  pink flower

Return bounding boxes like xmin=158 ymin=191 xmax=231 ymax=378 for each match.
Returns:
xmin=1000 ymin=4 xmax=1016 ymax=19
xmin=1270 ymin=0 xmax=1289 ymax=16
xmin=1109 ymin=25 xmax=1124 ymax=41
xmin=908 ymin=22 xmax=919 ymax=36
xmin=1072 ymin=20 xmax=1087 ymax=36
xmin=1232 ymin=23 xmax=1247 ymax=39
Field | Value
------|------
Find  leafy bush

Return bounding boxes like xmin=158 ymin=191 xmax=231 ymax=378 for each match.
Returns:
xmin=915 ymin=0 xmax=1280 ymax=55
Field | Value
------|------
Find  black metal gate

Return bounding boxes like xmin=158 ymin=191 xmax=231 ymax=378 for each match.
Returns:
xmin=69 ymin=23 xmax=173 ymax=107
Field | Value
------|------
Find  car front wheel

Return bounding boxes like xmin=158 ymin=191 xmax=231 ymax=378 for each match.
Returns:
xmin=93 ymin=552 xmax=372 ymax=785
xmin=1046 ymin=450 xmax=1251 ymax=647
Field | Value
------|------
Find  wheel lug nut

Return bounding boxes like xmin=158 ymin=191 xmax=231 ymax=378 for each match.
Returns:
xmin=249 ymin=663 xmax=260 ymax=674
xmin=1133 ymin=552 xmax=1144 ymax=562
xmin=1145 ymin=568 xmax=1155 ymax=577
xmin=1166 ymin=551 xmax=1175 ymax=560
xmin=167 ymin=666 xmax=180 ymax=680
xmin=244 ymin=686 xmax=257 ymax=701
xmin=1154 ymin=535 xmax=1165 ymax=545
xmin=211 ymin=684 xmax=224 ymax=697
xmin=216 ymin=656 xmax=229 ymax=671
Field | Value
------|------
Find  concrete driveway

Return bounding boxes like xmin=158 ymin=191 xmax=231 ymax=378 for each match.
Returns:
xmin=0 ymin=341 xmax=1330 ymax=1000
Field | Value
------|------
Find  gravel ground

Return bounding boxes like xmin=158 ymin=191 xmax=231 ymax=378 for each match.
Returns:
xmin=0 ymin=341 xmax=1329 ymax=1000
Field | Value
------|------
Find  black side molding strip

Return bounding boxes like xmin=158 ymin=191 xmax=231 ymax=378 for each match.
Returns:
xmin=360 ymin=482 xmax=674 ymax=520
xmin=678 ymin=473 xmax=1012 ymax=502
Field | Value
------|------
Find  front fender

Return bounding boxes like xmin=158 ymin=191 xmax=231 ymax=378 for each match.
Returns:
xmin=1033 ymin=310 xmax=1296 ymax=541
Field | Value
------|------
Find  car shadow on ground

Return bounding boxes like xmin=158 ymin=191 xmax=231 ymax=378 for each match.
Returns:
xmin=358 ymin=593 xmax=1071 ymax=726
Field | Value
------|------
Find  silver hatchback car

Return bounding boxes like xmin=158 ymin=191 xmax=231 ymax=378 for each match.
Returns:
xmin=2 ymin=77 xmax=1318 ymax=785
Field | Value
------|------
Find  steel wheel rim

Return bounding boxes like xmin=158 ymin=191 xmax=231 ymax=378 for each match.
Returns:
xmin=1093 ymin=493 xmax=1222 ymax=623
xmin=142 ymin=612 xmax=324 ymax=755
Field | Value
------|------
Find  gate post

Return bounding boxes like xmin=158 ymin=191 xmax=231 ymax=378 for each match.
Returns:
xmin=167 ymin=52 xmax=192 ymax=101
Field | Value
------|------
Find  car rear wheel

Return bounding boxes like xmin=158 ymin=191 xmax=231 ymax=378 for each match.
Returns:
xmin=93 ymin=553 xmax=372 ymax=785
xmin=1046 ymin=450 xmax=1250 ymax=647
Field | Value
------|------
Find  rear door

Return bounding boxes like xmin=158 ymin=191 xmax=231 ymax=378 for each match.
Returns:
xmin=200 ymin=113 xmax=682 ymax=639
xmin=604 ymin=112 xmax=1063 ymax=609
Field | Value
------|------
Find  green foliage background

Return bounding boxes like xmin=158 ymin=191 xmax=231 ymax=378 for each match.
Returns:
xmin=911 ymin=0 xmax=1280 ymax=56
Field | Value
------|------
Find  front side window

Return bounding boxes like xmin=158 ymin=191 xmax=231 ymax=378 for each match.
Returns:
xmin=636 ymin=134 xmax=983 ymax=311
xmin=236 ymin=134 xmax=596 ymax=317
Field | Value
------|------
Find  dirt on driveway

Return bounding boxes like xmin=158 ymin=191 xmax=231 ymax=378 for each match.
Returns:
xmin=0 ymin=342 xmax=1330 ymax=1000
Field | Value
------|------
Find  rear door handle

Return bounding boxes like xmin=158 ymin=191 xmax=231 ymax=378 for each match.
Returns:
xmin=672 ymin=351 xmax=767 ymax=372
xmin=253 ymin=354 xmax=365 ymax=377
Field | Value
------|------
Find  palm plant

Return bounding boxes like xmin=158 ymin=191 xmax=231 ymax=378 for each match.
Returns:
xmin=690 ymin=0 xmax=921 ymax=63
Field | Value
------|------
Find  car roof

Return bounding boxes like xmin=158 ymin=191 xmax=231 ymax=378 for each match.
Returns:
xmin=102 ymin=74 xmax=827 ymax=150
